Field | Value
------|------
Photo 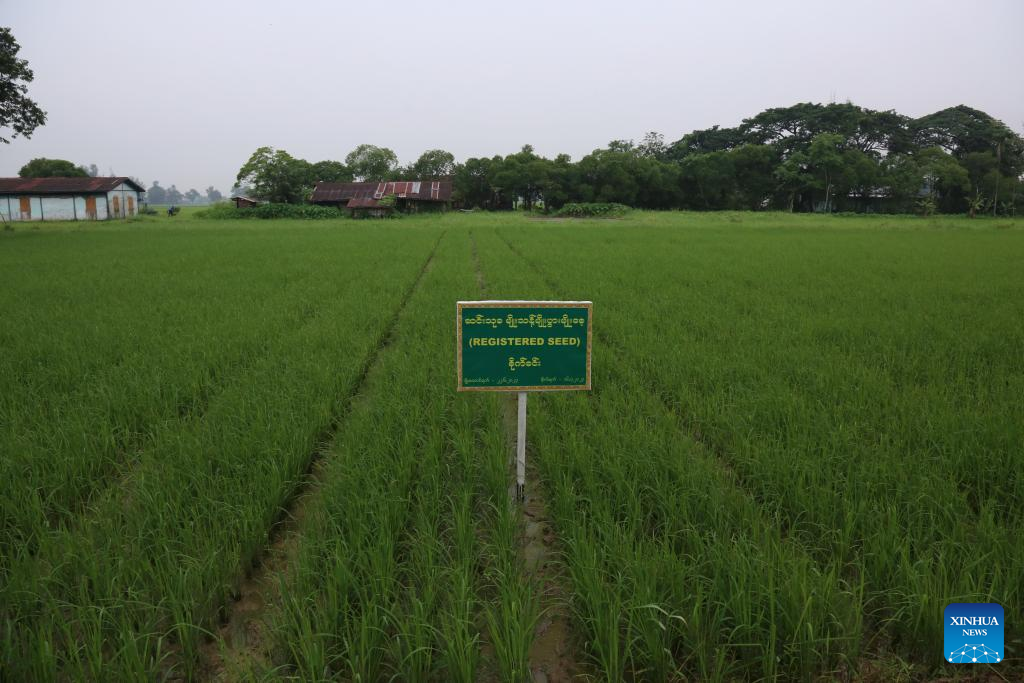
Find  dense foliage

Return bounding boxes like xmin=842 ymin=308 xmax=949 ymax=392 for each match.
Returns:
xmin=17 ymin=158 xmax=88 ymax=178
xmin=453 ymin=104 xmax=1023 ymax=215
xmin=195 ymin=201 xmax=345 ymax=219
xmin=233 ymin=103 xmax=1023 ymax=215
xmin=553 ymin=202 xmax=630 ymax=218
xmin=0 ymin=27 xmax=46 ymax=144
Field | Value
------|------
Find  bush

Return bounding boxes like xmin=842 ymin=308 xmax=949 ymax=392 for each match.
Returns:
xmin=195 ymin=202 xmax=347 ymax=220
xmin=553 ymin=202 xmax=631 ymax=218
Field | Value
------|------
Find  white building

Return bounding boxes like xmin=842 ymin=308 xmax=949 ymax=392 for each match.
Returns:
xmin=0 ymin=177 xmax=146 ymax=222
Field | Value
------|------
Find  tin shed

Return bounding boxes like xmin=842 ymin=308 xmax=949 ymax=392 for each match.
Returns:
xmin=0 ymin=177 xmax=146 ymax=222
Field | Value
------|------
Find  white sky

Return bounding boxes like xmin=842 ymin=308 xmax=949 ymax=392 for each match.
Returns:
xmin=2 ymin=0 xmax=1022 ymax=192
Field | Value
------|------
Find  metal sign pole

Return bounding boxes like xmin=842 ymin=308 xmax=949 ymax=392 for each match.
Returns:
xmin=516 ymin=391 xmax=527 ymax=501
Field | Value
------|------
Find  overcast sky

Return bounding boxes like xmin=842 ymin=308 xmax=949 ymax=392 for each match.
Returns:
xmin=2 ymin=0 xmax=1022 ymax=193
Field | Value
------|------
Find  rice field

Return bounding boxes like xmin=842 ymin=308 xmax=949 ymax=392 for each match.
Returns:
xmin=1 ymin=212 xmax=1021 ymax=681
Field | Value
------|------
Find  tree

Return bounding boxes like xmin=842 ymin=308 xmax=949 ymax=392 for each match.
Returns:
xmin=310 ymin=160 xmax=351 ymax=182
xmin=841 ymin=149 xmax=881 ymax=211
xmin=147 ymin=181 xmax=167 ymax=204
xmin=774 ymin=151 xmax=812 ymax=212
xmin=807 ymin=133 xmax=846 ymax=212
xmin=679 ymin=152 xmax=734 ymax=209
xmin=667 ymin=125 xmax=746 ymax=160
xmin=913 ymin=105 xmax=1021 ymax=160
xmin=880 ymin=154 xmax=923 ymax=212
xmin=345 ymin=144 xmax=398 ymax=182
xmin=230 ymin=183 xmax=254 ymax=198
xmin=166 ymin=184 xmax=183 ymax=205
xmin=637 ymin=132 xmax=667 ymax=159
xmin=728 ymin=144 xmax=778 ymax=210
xmin=492 ymin=145 xmax=549 ymax=211
xmin=410 ymin=149 xmax=455 ymax=178
xmin=205 ymin=186 xmax=223 ymax=202
xmin=18 ymin=158 xmax=88 ymax=178
xmin=453 ymin=156 xmax=499 ymax=208
xmin=915 ymin=147 xmax=970 ymax=213
xmin=0 ymin=27 xmax=46 ymax=144
xmin=236 ymin=146 xmax=313 ymax=203
xmin=184 ymin=188 xmax=201 ymax=204
xmin=80 ymin=163 xmax=99 ymax=177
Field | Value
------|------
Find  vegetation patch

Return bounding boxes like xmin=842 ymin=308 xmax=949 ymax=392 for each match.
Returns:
xmin=195 ymin=202 xmax=346 ymax=220
xmin=553 ymin=202 xmax=630 ymax=218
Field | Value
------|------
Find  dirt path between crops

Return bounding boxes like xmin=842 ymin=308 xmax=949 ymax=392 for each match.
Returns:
xmin=470 ymin=230 xmax=488 ymax=292
xmin=510 ymin=397 xmax=582 ymax=683
xmin=196 ymin=232 xmax=445 ymax=682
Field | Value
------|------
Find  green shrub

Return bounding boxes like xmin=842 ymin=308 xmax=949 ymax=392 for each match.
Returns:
xmin=195 ymin=202 xmax=347 ymax=220
xmin=553 ymin=202 xmax=630 ymax=218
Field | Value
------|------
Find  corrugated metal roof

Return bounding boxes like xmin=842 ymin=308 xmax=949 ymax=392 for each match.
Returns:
xmin=312 ymin=180 xmax=452 ymax=203
xmin=0 ymin=177 xmax=146 ymax=194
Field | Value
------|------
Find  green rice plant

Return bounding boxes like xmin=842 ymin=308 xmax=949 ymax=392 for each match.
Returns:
xmin=483 ymin=567 xmax=540 ymax=683
xmin=0 ymin=222 xmax=440 ymax=679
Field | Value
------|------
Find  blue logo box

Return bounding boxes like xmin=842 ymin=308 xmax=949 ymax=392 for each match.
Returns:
xmin=944 ymin=603 xmax=1004 ymax=664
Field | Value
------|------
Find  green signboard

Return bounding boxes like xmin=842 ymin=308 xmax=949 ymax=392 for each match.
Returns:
xmin=457 ymin=301 xmax=592 ymax=391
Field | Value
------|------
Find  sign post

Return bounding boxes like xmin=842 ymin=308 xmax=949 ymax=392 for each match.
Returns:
xmin=457 ymin=300 xmax=593 ymax=501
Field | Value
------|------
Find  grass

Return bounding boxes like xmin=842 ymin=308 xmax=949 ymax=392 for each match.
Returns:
xmin=1 ymin=211 xmax=1021 ymax=681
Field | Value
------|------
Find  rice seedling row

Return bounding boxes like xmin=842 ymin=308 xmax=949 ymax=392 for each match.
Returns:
xmin=0 ymin=236 xmax=347 ymax=572
xmin=266 ymin=230 xmax=541 ymax=682
xmin=489 ymin=216 xmax=1024 ymax=672
xmin=1 ymin=225 xmax=440 ymax=680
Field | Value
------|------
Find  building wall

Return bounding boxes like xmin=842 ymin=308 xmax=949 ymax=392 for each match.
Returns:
xmin=106 ymin=184 xmax=141 ymax=218
xmin=0 ymin=193 xmax=116 ymax=220
xmin=0 ymin=190 xmax=142 ymax=221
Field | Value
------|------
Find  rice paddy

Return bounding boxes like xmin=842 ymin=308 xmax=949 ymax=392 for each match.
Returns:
xmin=1 ymin=211 xmax=1021 ymax=681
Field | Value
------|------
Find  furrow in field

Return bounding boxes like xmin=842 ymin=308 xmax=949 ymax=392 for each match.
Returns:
xmin=0 ymin=236 xmax=398 ymax=570
xmin=256 ymin=230 xmax=494 ymax=681
xmin=469 ymin=229 xmax=488 ymax=292
xmin=0 ymin=227 xmax=441 ymax=682
xmin=517 ymin=421 xmax=583 ymax=683
xmin=197 ymin=230 xmax=446 ymax=679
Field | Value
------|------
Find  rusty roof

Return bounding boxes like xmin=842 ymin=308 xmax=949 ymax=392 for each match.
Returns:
xmin=311 ymin=180 xmax=452 ymax=203
xmin=0 ymin=177 xmax=146 ymax=194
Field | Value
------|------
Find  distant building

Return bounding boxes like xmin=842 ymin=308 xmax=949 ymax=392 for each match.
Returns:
xmin=0 ymin=177 xmax=145 ymax=221
xmin=233 ymin=196 xmax=262 ymax=209
xmin=310 ymin=180 xmax=453 ymax=216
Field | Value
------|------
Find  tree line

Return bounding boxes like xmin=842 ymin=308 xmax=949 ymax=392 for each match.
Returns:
xmin=145 ymin=183 xmax=222 ymax=205
xmin=237 ymin=103 xmax=1023 ymax=215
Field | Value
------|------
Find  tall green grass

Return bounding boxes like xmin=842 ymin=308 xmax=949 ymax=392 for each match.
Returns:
xmin=1 ymin=212 xmax=1021 ymax=680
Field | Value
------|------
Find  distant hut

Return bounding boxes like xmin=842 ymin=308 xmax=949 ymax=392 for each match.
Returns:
xmin=232 ymin=196 xmax=261 ymax=209
xmin=310 ymin=180 xmax=453 ymax=217
xmin=0 ymin=177 xmax=145 ymax=221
